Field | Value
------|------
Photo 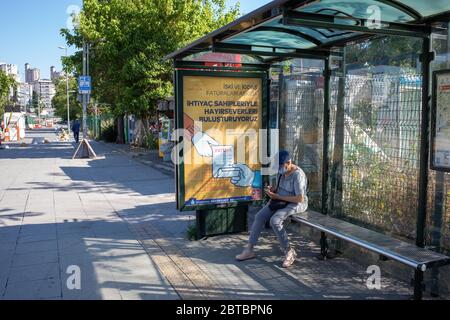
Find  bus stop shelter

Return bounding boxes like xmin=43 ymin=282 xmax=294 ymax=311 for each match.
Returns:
xmin=166 ymin=0 xmax=450 ymax=299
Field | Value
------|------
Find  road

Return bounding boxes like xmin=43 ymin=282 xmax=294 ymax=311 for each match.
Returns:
xmin=0 ymin=129 xmax=412 ymax=300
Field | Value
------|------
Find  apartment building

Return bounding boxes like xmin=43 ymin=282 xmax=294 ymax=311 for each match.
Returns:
xmin=32 ymin=79 xmax=56 ymax=114
xmin=25 ymin=63 xmax=41 ymax=83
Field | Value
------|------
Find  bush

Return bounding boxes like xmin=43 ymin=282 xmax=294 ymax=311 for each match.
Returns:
xmin=186 ymin=223 xmax=198 ymax=241
xmin=100 ymin=124 xmax=117 ymax=143
xmin=145 ymin=134 xmax=158 ymax=150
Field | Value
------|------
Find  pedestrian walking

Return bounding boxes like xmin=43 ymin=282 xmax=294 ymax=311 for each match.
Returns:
xmin=236 ymin=151 xmax=309 ymax=268
xmin=72 ymin=119 xmax=81 ymax=143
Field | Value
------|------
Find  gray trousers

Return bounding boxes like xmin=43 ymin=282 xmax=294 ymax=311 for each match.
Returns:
xmin=249 ymin=204 xmax=298 ymax=253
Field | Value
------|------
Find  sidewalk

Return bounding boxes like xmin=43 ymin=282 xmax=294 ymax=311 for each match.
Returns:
xmin=100 ymin=142 xmax=175 ymax=175
xmin=0 ymin=131 xmax=178 ymax=300
xmin=0 ymin=130 xmax=412 ymax=300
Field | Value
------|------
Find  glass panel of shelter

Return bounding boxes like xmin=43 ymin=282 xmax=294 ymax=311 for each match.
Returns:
xmin=398 ymin=0 xmax=450 ymax=17
xmin=181 ymin=51 xmax=264 ymax=64
xmin=326 ymin=38 xmax=423 ymax=243
xmin=224 ymin=30 xmax=317 ymax=50
xmin=265 ymin=20 xmax=362 ymax=45
xmin=297 ymin=0 xmax=415 ymax=22
xmin=276 ymin=59 xmax=325 ymax=211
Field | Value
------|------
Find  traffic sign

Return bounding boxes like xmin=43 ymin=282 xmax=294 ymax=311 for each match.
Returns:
xmin=79 ymin=76 xmax=92 ymax=94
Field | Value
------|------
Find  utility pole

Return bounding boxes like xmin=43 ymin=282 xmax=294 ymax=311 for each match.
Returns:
xmin=59 ymin=46 xmax=70 ymax=131
xmin=73 ymin=40 xmax=96 ymax=159
xmin=65 ymin=47 xmax=70 ymax=132
xmin=82 ymin=41 xmax=87 ymax=139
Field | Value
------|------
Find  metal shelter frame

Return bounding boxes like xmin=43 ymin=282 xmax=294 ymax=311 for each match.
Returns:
xmin=166 ymin=0 xmax=450 ymax=275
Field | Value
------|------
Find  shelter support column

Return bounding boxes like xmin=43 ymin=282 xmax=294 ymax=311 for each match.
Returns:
xmin=416 ymin=35 xmax=433 ymax=248
xmin=413 ymin=33 xmax=433 ymax=301
xmin=322 ymin=56 xmax=331 ymax=215
xmin=329 ymin=49 xmax=346 ymax=218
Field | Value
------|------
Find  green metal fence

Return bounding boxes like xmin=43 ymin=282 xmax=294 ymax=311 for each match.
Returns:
xmin=86 ymin=113 xmax=115 ymax=140
xmin=278 ymin=71 xmax=424 ymax=243
xmin=328 ymin=73 xmax=422 ymax=242
xmin=280 ymin=73 xmax=324 ymax=212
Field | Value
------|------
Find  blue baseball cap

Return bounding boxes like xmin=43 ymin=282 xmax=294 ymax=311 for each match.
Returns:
xmin=279 ymin=150 xmax=291 ymax=167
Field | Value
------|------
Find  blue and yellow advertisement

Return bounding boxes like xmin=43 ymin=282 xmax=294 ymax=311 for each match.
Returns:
xmin=180 ymin=75 xmax=263 ymax=208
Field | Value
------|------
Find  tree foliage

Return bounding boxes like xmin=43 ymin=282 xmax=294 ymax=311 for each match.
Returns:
xmin=346 ymin=36 xmax=423 ymax=69
xmin=61 ymin=0 xmax=240 ymax=119
xmin=0 ymin=70 xmax=16 ymax=115
xmin=31 ymin=91 xmax=39 ymax=111
xmin=52 ymin=78 xmax=83 ymax=121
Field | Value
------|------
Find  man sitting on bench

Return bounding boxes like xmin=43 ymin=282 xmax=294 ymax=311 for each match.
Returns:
xmin=236 ymin=151 xmax=308 ymax=268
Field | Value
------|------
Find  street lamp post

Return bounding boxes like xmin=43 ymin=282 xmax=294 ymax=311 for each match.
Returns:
xmin=58 ymin=46 xmax=70 ymax=132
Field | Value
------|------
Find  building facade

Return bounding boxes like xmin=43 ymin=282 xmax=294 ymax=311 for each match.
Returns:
xmin=17 ymin=83 xmax=33 ymax=110
xmin=0 ymin=63 xmax=20 ymax=82
xmin=25 ymin=63 xmax=40 ymax=84
xmin=32 ymin=80 xmax=56 ymax=115
xmin=50 ymin=66 xmax=65 ymax=82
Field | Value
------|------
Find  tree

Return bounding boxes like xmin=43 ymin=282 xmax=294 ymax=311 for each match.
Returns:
xmin=52 ymin=78 xmax=82 ymax=121
xmin=346 ymin=36 xmax=422 ymax=70
xmin=0 ymin=70 xmax=16 ymax=116
xmin=61 ymin=0 xmax=240 ymax=144
xmin=31 ymin=91 xmax=39 ymax=112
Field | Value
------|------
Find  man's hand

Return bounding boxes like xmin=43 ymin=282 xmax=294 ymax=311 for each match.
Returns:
xmin=265 ymin=189 xmax=280 ymax=200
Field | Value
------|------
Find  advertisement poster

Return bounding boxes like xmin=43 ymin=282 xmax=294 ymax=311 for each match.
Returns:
xmin=432 ymin=70 xmax=450 ymax=171
xmin=180 ymin=75 xmax=263 ymax=209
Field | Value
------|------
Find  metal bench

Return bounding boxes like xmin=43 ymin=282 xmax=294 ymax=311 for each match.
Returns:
xmin=291 ymin=210 xmax=450 ymax=300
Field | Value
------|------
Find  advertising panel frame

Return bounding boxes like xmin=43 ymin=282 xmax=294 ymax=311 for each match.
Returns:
xmin=175 ymin=69 xmax=269 ymax=212
xmin=431 ymin=69 xmax=450 ymax=172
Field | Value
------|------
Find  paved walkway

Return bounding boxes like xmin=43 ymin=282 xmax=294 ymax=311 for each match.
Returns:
xmin=0 ymin=130 xmax=412 ymax=300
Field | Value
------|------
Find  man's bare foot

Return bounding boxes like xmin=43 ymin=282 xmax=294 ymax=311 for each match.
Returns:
xmin=282 ymin=248 xmax=297 ymax=268
xmin=236 ymin=249 xmax=256 ymax=261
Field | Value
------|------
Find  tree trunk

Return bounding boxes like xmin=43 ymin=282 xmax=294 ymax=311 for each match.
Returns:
xmin=116 ymin=116 xmax=125 ymax=144
xmin=132 ymin=115 xmax=154 ymax=148
xmin=133 ymin=118 xmax=145 ymax=147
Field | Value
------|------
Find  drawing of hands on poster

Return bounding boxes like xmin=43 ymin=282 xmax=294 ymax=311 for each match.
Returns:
xmin=190 ymin=131 xmax=262 ymax=189
xmin=212 ymin=145 xmax=240 ymax=178
xmin=184 ymin=114 xmax=200 ymax=140
xmin=192 ymin=132 xmax=220 ymax=157
xmin=184 ymin=114 xmax=217 ymax=157
xmin=230 ymin=163 xmax=262 ymax=188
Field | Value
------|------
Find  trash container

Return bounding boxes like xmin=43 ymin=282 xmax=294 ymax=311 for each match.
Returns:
xmin=196 ymin=205 xmax=248 ymax=239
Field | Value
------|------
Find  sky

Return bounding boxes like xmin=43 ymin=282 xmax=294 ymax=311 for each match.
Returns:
xmin=0 ymin=0 xmax=271 ymax=82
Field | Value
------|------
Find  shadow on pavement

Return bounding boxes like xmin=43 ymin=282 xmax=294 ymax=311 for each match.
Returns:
xmin=0 ymin=135 xmax=413 ymax=300
xmin=0 ymin=219 xmax=179 ymax=300
xmin=116 ymin=202 xmax=412 ymax=300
